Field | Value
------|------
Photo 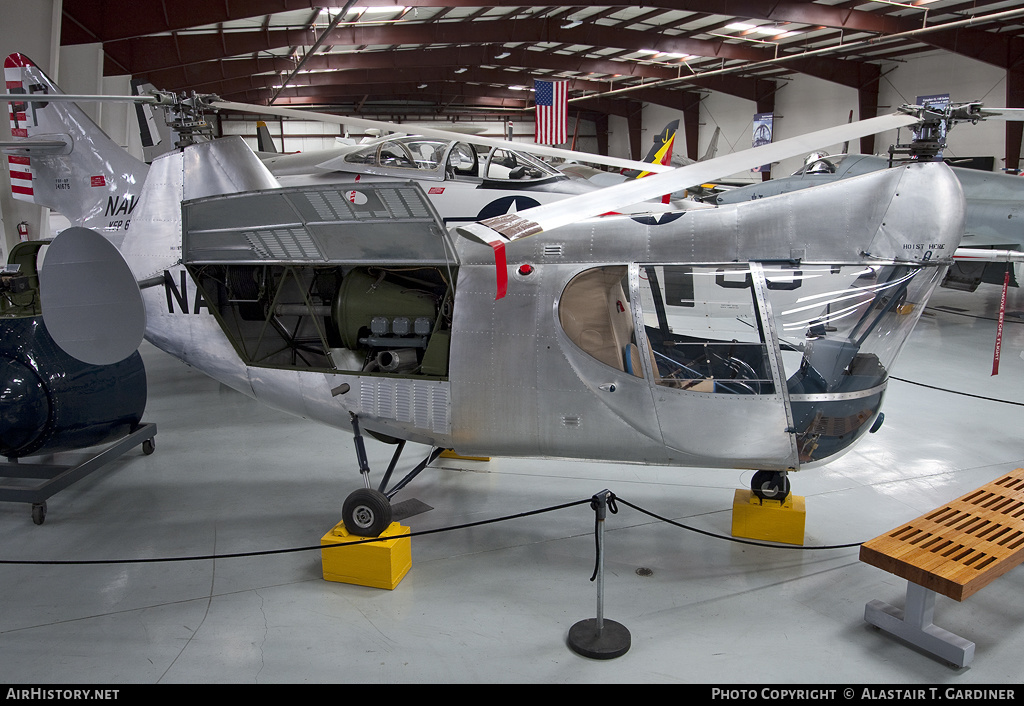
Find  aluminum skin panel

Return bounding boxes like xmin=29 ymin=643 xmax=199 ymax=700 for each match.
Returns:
xmin=448 ymin=262 xmax=670 ymax=463
xmin=456 ymin=163 xmax=963 ymax=270
xmin=244 ymin=367 xmax=452 ymax=446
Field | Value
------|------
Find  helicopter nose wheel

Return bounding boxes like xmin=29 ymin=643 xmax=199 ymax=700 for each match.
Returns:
xmin=342 ymin=488 xmax=393 ymax=537
xmin=751 ymin=470 xmax=791 ymax=502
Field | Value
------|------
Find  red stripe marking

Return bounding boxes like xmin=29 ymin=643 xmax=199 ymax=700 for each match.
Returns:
xmin=489 ymin=241 xmax=508 ymax=300
xmin=11 ymin=184 xmax=34 ymax=195
xmin=5 ymin=54 xmax=33 ymax=68
xmin=10 ymin=128 xmax=26 ymax=137
xmin=8 ymin=155 xmax=30 ymax=165
xmin=9 ymin=170 xmax=31 ymax=181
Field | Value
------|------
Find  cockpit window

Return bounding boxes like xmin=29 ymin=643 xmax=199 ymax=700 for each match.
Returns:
xmin=638 ymin=265 xmax=775 ymax=394
xmin=447 ymin=143 xmax=478 ymax=177
xmin=558 ymin=266 xmax=643 ymax=377
xmin=343 ymin=138 xmax=447 ymax=172
xmin=484 ymin=148 xmax=559 ymax=181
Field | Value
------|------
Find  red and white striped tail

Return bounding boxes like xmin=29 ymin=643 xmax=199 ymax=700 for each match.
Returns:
xmin=5 ymin=53 xmax=35 ymax=203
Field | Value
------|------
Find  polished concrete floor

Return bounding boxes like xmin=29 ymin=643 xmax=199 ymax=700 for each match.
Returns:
xmin=2 ymin=279 xmax=1024 ymax=685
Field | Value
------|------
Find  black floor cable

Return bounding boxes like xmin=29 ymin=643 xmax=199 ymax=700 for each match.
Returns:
xmin=900 ymin=306 xmax=1024 ymax=406
xmin=614 ymin=496 xmax=863 ymax=550
xmin=0 ymin=492 xmax=866 ymax=566
xmin=928 ymin=305 xmax=1024 ymax=325
xmin=890 ymin=376 xmax=1024 ymax=406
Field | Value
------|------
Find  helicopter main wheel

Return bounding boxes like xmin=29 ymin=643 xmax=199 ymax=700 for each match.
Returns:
xmin=751 ymin=470 xmax=791 ymax=502
xmin=342 ymin=488 xmax=393 ymax=537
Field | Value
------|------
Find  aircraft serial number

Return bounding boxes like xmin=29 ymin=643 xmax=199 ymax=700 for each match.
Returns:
xmin=105 ymin=220 xmax=130 ymax=231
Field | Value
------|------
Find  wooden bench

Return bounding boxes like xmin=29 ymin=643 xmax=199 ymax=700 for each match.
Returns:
xmin=859 ymin=468 xmax=1024 ymax=667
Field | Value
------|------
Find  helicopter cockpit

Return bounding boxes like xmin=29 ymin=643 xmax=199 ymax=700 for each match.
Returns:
xmin=557 ymin=260 xmax=942 ymax=466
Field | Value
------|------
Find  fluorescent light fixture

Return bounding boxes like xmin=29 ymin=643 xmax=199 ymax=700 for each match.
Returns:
xmin=345 ymin=6 xmax=408 ymax=14
xmin=562 ymin=20 xmax=582 ymax=29
xmin=417 ymin=83 xmax=427 ymax=89
xmin=634 ymin=49 xmax=693 ymax=60
xmin=454 ymin=67 xmax=468 ymax=74
xmin=726 ymin=21 xmax=802 ymax=37
xmin=495 ymin=51 xmax=511 ymax=59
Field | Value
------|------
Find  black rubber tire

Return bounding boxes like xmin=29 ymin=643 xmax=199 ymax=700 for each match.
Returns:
xmin=342 ymin=488 xmax=393 ymax=537
xmin=751 ymin=470 xmax=791 ymax=502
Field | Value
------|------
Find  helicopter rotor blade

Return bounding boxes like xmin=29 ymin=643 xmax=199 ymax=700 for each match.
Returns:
xmin=975 ymin=107 xmax=1024 ymax=121
xmin=456 ymin=111 xmax=922 ymax=246
xmin=211 ymin=100 xmax=673 ymax=175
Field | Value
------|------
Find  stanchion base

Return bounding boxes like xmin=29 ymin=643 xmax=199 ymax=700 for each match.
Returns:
xmin=567 ymin=618 xmax=631 ymax=660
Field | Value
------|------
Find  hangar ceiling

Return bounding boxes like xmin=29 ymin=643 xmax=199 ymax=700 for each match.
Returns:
xmin=59 ymin=1 xmax=1024 ymax=160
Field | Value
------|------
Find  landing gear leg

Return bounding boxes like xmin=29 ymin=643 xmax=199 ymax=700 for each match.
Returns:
xmin=341 ymin=414 xmax=441 ymax=536
xmin=343 ymin=414 xmax=393 ymax=536
xmin=751 ymin=470 xmax=791 ymax=503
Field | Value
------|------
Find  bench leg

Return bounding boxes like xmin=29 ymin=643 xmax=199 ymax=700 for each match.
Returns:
xmin=864 ymin=581 xmax=975 ymax=668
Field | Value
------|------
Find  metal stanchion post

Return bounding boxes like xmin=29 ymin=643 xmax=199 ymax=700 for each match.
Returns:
xmin=567 ymin=490 xmax=631 ymax=659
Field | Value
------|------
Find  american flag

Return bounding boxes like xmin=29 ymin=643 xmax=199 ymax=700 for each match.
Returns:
xmin=534 ymin=79 xmax=567 ymax=145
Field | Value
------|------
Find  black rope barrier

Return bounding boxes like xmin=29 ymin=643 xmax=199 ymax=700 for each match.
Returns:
xmin=0 ymin=489 xmax=870 ymax=567
xmin=0 ymin=497 xmax=592 ymax=566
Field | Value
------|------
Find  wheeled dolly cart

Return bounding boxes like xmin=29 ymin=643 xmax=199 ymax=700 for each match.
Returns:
xmin=0 ymin=423 xmax=157 ymax=525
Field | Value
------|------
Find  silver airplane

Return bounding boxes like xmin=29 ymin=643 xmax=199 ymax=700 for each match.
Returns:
xmin=0 ymin=53 xmax=975 ymax=537
xmin=245 ymin=109 xmax=679 ymax=228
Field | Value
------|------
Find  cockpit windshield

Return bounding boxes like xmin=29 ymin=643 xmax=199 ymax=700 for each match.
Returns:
xmin=483 ymin=148 xmax=561 ymax=181
xmin=340 ymin=135 xmax=562 ymax=183
xmin=343 ymin=137 xmax=449 ymax=173
xmin=791 ymin=153 xmax=852 ymax=176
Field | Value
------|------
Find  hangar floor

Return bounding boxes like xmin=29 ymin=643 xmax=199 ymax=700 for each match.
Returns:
xmin=1 ymin=280 xmax=1024 ymax=685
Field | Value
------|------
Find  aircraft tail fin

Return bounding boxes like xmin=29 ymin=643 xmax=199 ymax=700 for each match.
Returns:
xmin=2 ymin=53 xmax=148 ymax=230
xmin=624 ymin=119 xmax=679 ymax=180
xmin=701 ymin=126 xmax=721 ymax=161
xmin=256 ymin=121 xmax=278 ymax=154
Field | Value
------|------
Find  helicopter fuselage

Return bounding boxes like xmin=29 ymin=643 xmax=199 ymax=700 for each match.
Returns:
xmin=119 ymin=139 xmax=962 ymax=474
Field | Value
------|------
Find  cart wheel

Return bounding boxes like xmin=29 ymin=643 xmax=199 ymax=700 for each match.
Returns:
xmin=31 ymin=502 xmax=46 ymax=525
xmin=142 ymin=438 xmax=155 ymax=455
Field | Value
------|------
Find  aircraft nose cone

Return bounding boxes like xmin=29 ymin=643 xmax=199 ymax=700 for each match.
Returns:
xmin=0 ymin=357 xmax=49 ymax=457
